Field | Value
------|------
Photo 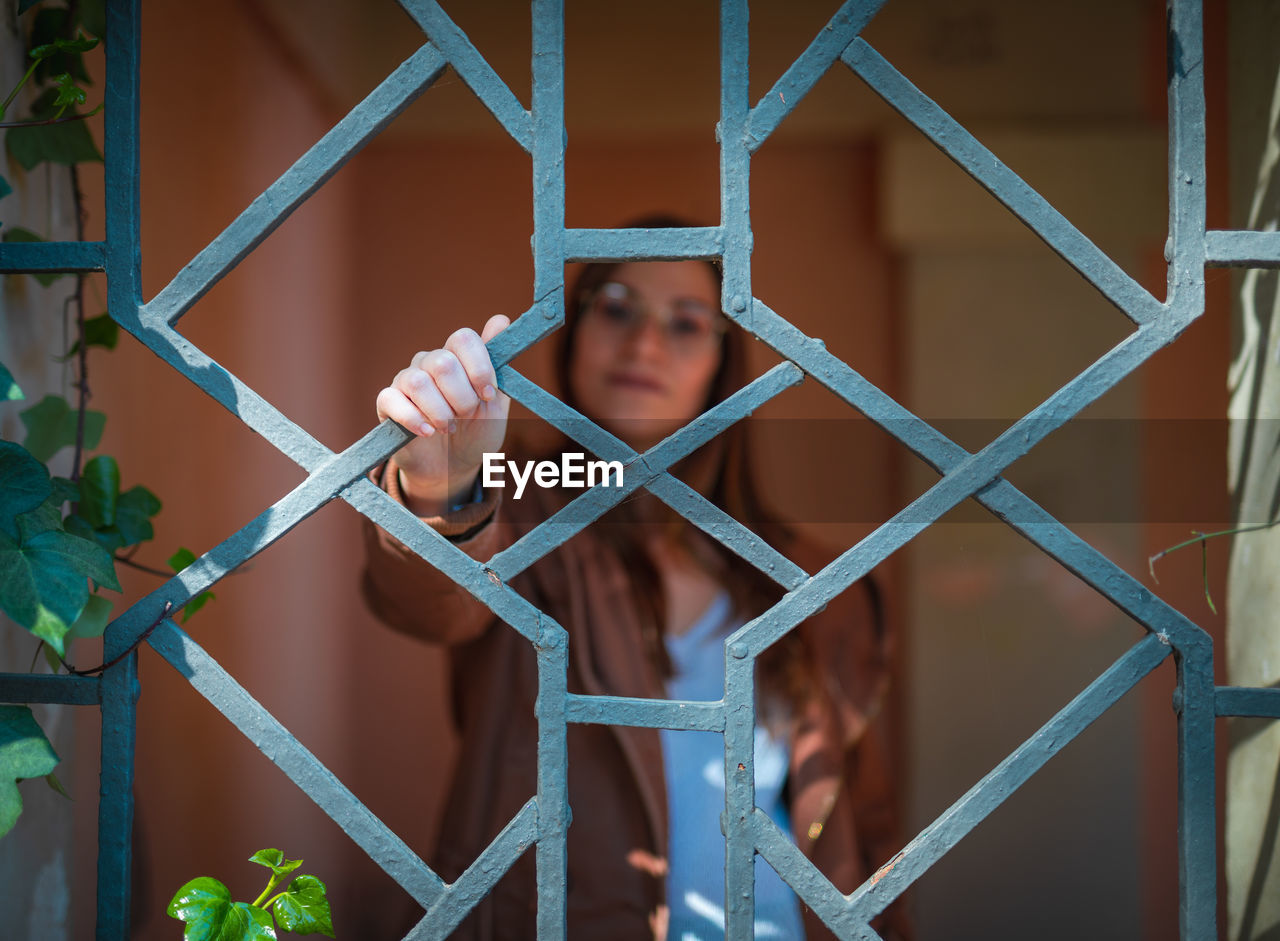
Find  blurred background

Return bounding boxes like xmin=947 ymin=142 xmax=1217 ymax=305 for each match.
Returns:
xmin=0 ymin=0 xmax=1241 ymax=938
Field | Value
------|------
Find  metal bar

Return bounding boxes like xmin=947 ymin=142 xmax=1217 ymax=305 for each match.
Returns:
xmin=397 ymin=0 xmax=533 ymax=150
xmin=563 ymin=226 xmax=723 ymax=262
xmin=845 ymin=634 xmax=1170 ymax=921
xmin=498 ymin=369 xmax=810 ymax=589
xmin=1165 ymin=0 xmax=1207 ymax=321
xmin=97 ymin=0 xmax=142 ymax=936
xmin=720 ymin=0 xmax=754 ymax=334
xmin=107 ymin=421 xmax=408 ymax=652
xmin=534 ymin=629 xmax=570 ymax=939
xmin=1216 ymin=686 xmax=1280 ymax=717
xmin=751 ymin=811 xmax=882 ymax=940
xmin=147 ymin=619 xmax=445 ymax=907
xmin=530 ymin=0 xmax=567 ymax=342
xmin=144 ymin=44 xmax=448 ymax=327
xmin=841 ymin=39 xmax=1165 ymax=327
xmin=745 ymin=0 xmax=887 ymax=151
xmin=1205 ymin=230 xmax=1280 ymax=268
xmin=1175 ymin=635 xmax=1218 ymax=939
xmin=403 ymin=801 xmax=540 ymax=940
xmin=529 ymin=4 xmax=569 ymax=934
xmin=733 ymin=325 xmax=1179 ymax=657
xmin=723 ymin=652 xmax=757 ymax=939
xmin=741 ymin=299 xmax=1206 ymax=652
xmin=0 ymin=674 xmax=99 ymax=705
xmin=565 ymin=694 xmax=725 ymax=732
xmin=487 ymin=362 xmax=802 ymax=581
xmin=343 ymin=475 xmax=552 ymax=644
xmin=0 ymin=240 xmax=105 ymax=273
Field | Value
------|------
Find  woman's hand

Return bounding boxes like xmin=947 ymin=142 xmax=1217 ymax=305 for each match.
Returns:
xmin=375 ymin=314 xmax=511 ymax=515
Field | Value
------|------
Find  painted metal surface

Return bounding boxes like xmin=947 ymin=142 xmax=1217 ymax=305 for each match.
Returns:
xmin=0 ymin=0 xmax=1276 ymax=938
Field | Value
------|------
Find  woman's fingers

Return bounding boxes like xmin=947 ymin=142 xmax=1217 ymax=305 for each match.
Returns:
xmin=444 ymin=326 xmax=502 ymax=404
xmin=393 ymin=362 xmax=463 ymax=434
xmin=376 ymin=384 xmax=436 ymax=437
xmin=380 ymin=316 xmax=511 ymax=432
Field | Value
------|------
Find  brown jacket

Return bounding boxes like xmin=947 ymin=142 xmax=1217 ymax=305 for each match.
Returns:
xmin=362 ymin=461 xmax=905 ymax=939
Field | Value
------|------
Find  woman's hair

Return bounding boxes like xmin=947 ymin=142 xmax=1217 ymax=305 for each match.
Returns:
xmin=553 ymin=214 xmax=810 ymax=707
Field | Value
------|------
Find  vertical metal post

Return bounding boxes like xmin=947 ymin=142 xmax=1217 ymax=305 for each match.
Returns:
xmin=1166 ymin=0 xmax=1207 ymax=317
xmin=1175 ymin=635 xmax=1218 ymax=939
xmin=530 ymin=2 xmax=568 ymax=936
xmin=97 ymin=0 xmax=142 ymax=938
xmin=719 ymin=0 xmax=753 ymax=331
xmin=718 ymin=2 xmax=758 ymax=937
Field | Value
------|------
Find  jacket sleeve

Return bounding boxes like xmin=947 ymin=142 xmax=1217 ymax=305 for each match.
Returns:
xmin=360 ymin=457 xmax=507 ymax=646
xmin=848 ymin=711 xmax=913 ymax=940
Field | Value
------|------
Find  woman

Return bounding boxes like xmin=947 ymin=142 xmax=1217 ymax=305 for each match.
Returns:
xmin=363 ymin=228 xmax=906 ymax=939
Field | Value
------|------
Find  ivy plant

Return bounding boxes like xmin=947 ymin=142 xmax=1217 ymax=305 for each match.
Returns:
xmin=0 ymin=0 xmax=211 ymax=839
xmin=168 ymin=849 xmax=335 ymax=940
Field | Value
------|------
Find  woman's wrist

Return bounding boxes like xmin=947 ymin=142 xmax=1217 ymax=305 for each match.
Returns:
xmin=396 ymin=463 xmax=481 ymax=517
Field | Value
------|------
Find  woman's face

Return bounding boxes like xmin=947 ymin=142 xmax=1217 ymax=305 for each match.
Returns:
xmin=569 ymin=260 xmax=724 ymax=449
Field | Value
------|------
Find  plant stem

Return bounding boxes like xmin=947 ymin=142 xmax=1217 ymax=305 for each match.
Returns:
xmin=0 ymin=105 xmax=101 ymax=129
xmin=114 ymin=555 xmax=174 ymax=578
xmin=0 ymin=59 xmax=41 ymax=122
xmin=69 ymin=163 xmax=88 ymax=483
xmin=251 ymin=873 xmax=285 ymax=909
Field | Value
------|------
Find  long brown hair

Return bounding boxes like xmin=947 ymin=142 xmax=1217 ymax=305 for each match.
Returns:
xmin=554 ymin=215 xmax=810 ymax=708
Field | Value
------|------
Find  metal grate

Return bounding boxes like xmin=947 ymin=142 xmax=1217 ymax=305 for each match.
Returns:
xmin=3 ymin=1 xmax=1280 ymax=938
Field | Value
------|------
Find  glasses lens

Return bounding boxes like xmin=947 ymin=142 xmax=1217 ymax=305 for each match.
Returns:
xmin=586 ymin=283 xmax=723 ymax=353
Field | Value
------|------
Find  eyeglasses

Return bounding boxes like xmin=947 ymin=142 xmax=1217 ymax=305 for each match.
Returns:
xmin=581 ymin=281 xmax=726 ymax=355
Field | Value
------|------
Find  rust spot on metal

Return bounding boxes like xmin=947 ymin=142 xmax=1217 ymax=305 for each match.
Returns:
xmin=484 ymin=567 xmax=502 ymax=586
xmin=871 ymin=851 xmax=906 ymax=886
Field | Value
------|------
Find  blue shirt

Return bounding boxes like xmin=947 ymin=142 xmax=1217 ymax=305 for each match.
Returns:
xmin=659 ymin=592 xmax=805 ymax=940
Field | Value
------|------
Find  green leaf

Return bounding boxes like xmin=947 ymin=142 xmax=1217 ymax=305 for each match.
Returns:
xmin=0 ymin=363 xmax=22 ymax=400
xmin=0 ymin=526 xmax=120 ymax=652
xmin=67 ymin=592 xmax=111 ymax=639
xmin=42 ymin=643 xmax=62 ymax=674
xmin=113 ymin=484 xmax=161 ymax=545
xmin=53 ymin=34 xmax=100 ymax=56
xmin=44 ymin=770 xmax=71 ymax=800
xmin=6 ymin=117 xmax=103 ymax=171
xmin=250 ymin=849 xmax=303 ymax=878
xmin=272 ymin=874 xmax=333 ymax=937
xmin=29 ymin=603 xmax=71 ymax=654
xmin=29 ymin=12 xmax=91 ymax=85
xmin=0 ymin=441 xmax=52 ymax=539
xmin=168 ymin=546 xmax=215 ymax=620
xmin=168 ymin=876 xmax=233 ymax=941
xmin=169 ymin=546 xmax=198 ymax=571
xmin=16 ymin=494 xmax=64 ymax=541
xmin=51 ymin=73 xmax=87 ymax=113
xmin=168 ymin=878 xmax=278 ymax=941
xmin=227 ymin=903 xmax=277 ymax=941
xmin=76 ymin=0 xmax=107 ymax=40
xmin=79 ymin=454 xmax=119 ymax=528
xmin=50 ymin=476 xmax=80 ymax=505
xmin=1 ymin=228 xmax=65 ymax=286
xmin=19 ymin=395 xmax=105 ymax=462
xmin=66 ymin=312 xmax=119 ymax=356
xmin=181 ymin=591 xmax=215 ymax=623
xmin=0 ymin=705 xmax=60 ymax=837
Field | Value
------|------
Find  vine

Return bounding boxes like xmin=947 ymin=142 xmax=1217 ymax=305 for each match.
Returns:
xmin=0 ymin=0 xmax=211 ymax=840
